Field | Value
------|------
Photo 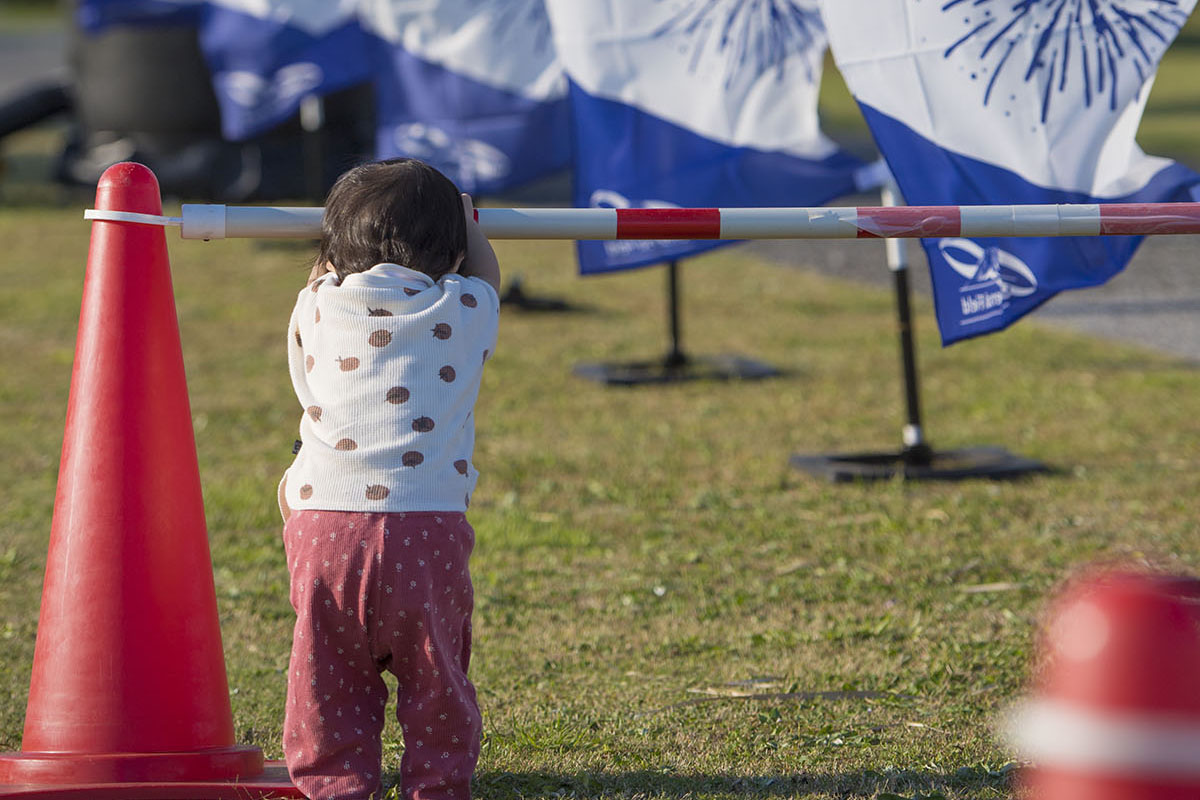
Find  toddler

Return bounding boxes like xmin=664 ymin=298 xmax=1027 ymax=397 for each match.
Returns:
xmin=278 ymin=158 xmax=500 ymax=800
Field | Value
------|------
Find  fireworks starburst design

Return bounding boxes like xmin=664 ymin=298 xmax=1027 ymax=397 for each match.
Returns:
xmin=650 ymin=0 xmax=825 ymax=86
xmin=942 ymin=0 xmax=1190 ymax=123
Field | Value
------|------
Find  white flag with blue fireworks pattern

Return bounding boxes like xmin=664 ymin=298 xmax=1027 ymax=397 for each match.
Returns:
xmin=821 ymin=0 xmax=1200 ymax=344
xmin=358 ymin=0 xmax=570 ymax=195
xmin=199 ymin=0 xmax=370 ymax=141
xmin=546 ymin=0 xmax=872 ymax=273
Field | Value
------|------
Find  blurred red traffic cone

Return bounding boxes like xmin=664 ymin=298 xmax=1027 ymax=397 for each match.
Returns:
xmin=0 ymin=163 xmax=301 ymax=798
xmin=1007 ymin=569 xmax=1200 ymax=800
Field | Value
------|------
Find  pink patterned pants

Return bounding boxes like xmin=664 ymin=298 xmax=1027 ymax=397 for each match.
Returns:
xmin=282 ymin=510 xmax=480 ymax=800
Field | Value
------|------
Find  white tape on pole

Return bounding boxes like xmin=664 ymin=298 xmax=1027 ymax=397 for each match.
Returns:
xmin=83 ymin=209 xmax=183 ymax=227
xmin=1057 ymin=203 xmax=1104 ymax=236
xmin=717 ymin=207 xmax=860 ymax=239
xmin=481 ymin=208 xmax=617 ymax=240
xmin=1018 ymin=204 xmax=1071 ymax=237
xmin=179 ymin=204 xmax=226 ymax=240
xmin=880 ymin=183 xmax=906 ymax=272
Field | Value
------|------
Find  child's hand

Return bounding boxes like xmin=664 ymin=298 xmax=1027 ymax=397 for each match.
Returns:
xmin=307 ymin=261 xmax=335 ymax=287
xmin=462 ymin=192 xmax=476 ymax=226
xmin=459 ymin=194 xmax=501 ymax=293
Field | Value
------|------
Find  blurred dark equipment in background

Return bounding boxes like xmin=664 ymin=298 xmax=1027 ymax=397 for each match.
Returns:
xmin=0 ymin=17 xmax=375 ymax=201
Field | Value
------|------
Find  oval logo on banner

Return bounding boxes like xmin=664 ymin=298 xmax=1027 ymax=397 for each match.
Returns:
xmin=221 ymin=63 xmax=324 ymax=108
xmin=392 ymin=123 xmax=510 ymax=190
xmin=938 ymin=238 xmax=1037 ymax=299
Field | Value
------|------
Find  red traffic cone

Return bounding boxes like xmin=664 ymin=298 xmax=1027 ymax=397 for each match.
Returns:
xmin=0 ymin=163 xmax=301 ymax=798
xmin=1006 ymin=569 xmax=1200 ymax=800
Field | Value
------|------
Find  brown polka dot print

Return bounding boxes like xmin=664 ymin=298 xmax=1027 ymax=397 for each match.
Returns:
xmin=401 ymin=451 xmax=424 ymax=467
xmin=454 ymin=460 xmax=468 ymax=476
xmin=365 ymin=484 xmax=390 ymax=500
xmin=460 ymin=293 xmax=477 ymax=308
xmin=334 ymin=438 xmax=358 ymax=451
xmin=369 ymin=330 xmax=392 ymax=348
xmin=431 ymin=323 xmax=452 ymax=340
xmin=307 ymin=405 xmax=322 ymax=422
xmin=439 ymin=365 xmax=456 ymax=382
xmin=299 ymin=484 xmax=313 ymax=499
xmin=403 ymin=287 xmax=421 ymax=297
xmin=386 ymin=386 xmax=410 ymax=404
xmin=368 ymin=307 xmax=393 ymax=316
xmin=294 ymin=329 xmax=302 ymax=347
xmin=337 ymin=356 xmax=360 ymax=372
xmin=412 ymin=416 xmax=435 ymax=433
xmin=305 ymin=354 xmax=315 ymax=373
xmin=314 ymin=307 xmax=321 ymax=324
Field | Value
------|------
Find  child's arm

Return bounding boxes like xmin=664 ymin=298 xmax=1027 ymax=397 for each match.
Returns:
xmin=459 ymin=194 xmax=501 ymax=293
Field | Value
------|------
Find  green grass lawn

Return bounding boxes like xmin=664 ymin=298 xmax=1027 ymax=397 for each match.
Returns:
xmin=2 ymin=11 xmax=1200 ymax=800
xmin=1 ymin=194 xmax=1198 ymax=799
xmin=0 ymin=1 xmax=60 ymax=29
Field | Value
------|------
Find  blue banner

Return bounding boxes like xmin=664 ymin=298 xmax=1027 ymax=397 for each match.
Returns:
xmin=361 ymin=0 xmax=570 ymax=195
xmin=78 ymin=0 xmax=370 ymax=142
xmin=200 ymin=1 xmax=370 ymax=142
xmin=76 ymin=0 xmax=203 ymax=31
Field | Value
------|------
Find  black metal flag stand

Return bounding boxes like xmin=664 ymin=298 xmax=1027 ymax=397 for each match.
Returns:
xmin=574 ymin=259 xmax=780 ymax=385
xmin=790 ymin=184 xmax=1049 ymax=482
xmin=300 ymin=94 xmax=326 ymax=203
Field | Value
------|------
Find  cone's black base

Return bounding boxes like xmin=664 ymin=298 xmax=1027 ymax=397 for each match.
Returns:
xmin=790 ymin=445 xmax=1049 ymax=483
xmin=573 ymin=353 xmax=780 ymax=386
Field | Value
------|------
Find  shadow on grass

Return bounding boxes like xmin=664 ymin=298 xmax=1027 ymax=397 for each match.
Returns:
xmin=393 ymin=765 xmax=1018 ymax=799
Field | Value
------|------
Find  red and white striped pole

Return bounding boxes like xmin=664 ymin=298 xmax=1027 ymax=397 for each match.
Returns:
xmin=83 ymin=202 xmax=1200 ymax=240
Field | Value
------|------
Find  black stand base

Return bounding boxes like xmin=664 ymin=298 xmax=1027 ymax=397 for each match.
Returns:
xmin=574 ymin=260 xmax=779 ymax=385
xmin=500 ymin=276 xmax=574 ymax=312
xmin=573 ymin=352 xmax=780 ymax=386
xmin=789 ymin=445 xmax=1048 ymax=483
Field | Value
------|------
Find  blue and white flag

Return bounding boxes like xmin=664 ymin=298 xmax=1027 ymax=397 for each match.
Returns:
xmin=546 ymin=0 xmax=871 ymax=274
xmin=75 ymin=0 xmax=365 ymax=141
xmin=821 ymin=0 xmax=1200 ymax=344
xmin=76 ymin=0 xmax=204 ymax=31
xmin=199 ymin=0 xmax=370 ymax=141
xmin=360 ymin=0 xmax=570 ymax=195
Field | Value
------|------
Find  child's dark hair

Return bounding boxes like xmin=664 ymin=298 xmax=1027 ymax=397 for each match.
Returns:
xmin=316 ymin=158 xmax=467 ymax=281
